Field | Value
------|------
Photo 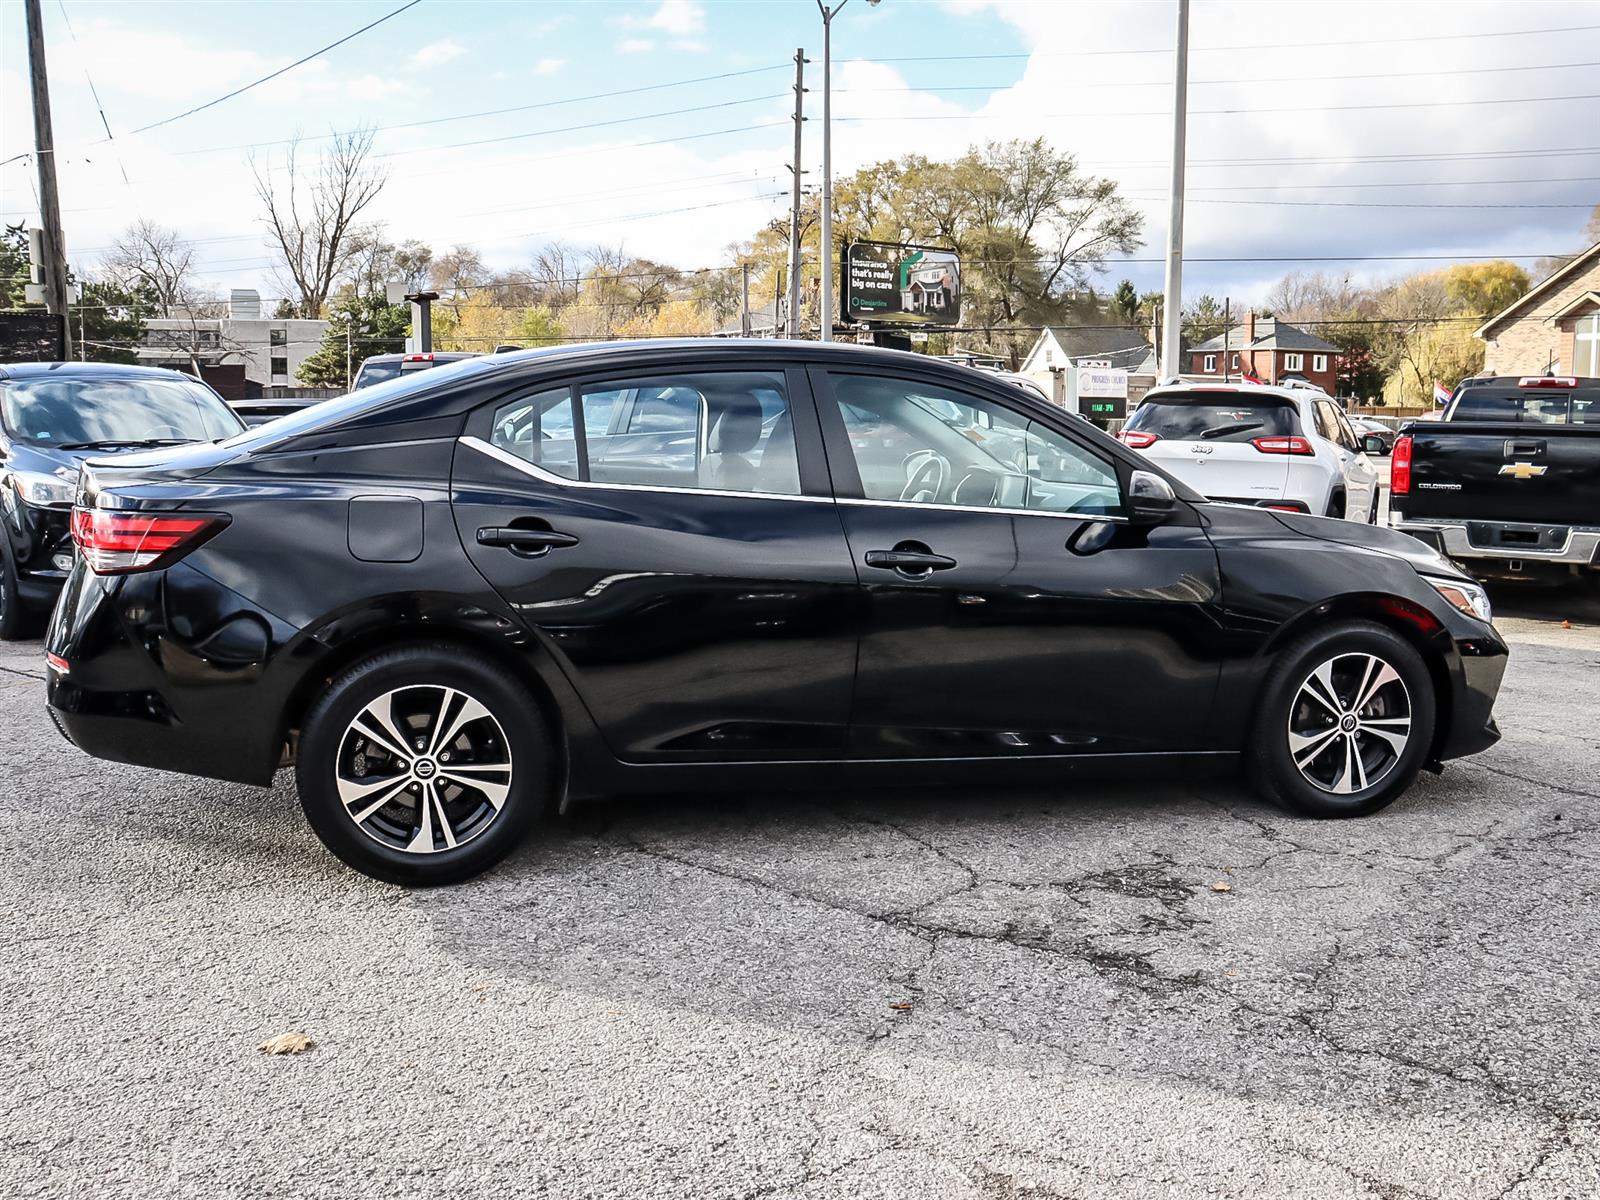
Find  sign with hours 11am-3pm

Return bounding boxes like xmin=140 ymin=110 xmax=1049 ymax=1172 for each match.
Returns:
xmin=844 ymin=241 xmax=962 ymax=327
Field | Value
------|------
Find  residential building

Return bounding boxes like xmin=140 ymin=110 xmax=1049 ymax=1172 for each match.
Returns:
xmin=1474 ymin=241 xmax=1600 ymax=377
xmin=1018 ymin=325 xmax=1156 ymax=412
xmin=136 ymin=289 xmax=329 ymax=392
xmin=1187 ymin=312 xmax=1340 ymax=391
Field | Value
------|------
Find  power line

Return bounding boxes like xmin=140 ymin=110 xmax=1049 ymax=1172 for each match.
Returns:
xmin=1123 ymin=195 xmax=1595 ymax=211
xmin=124 ymin=0 xmax=424 ymax=137
xmin=838 ymin=59 xmax=1600 ymax=93
xmin=853 ymin=22 xmax=1600 ymax=63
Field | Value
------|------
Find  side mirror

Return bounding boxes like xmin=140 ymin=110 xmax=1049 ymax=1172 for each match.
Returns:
xmin=1127 ymin=469 xmax=1177 ymax=526
xmin=1362 ymin=434 xmax=1386 ymax=455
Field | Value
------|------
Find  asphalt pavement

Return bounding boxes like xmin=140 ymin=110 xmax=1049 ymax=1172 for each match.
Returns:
xmin=2 ymin=577 xmax=1597 ymax=1199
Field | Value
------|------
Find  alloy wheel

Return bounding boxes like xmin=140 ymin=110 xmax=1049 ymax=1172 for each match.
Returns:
xmin=334 ymin=685 xmax=513 ymax=854
xmin=1285 ymin=652 xmax=1412 ymax=795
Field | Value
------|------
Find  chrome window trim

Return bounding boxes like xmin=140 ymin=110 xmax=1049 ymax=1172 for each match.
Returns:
xmin=838 ymin=496 xmax=1129 ymax=523
xmin=459 ymin=435 xmax=833 ymax=504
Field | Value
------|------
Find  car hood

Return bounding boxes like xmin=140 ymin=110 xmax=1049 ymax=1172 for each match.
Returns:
xmin=1265 ymin=509 xmax=1466 ymax=578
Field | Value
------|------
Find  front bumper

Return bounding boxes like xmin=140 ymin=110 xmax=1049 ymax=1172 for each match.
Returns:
xmin=1396 ymin=517 xmax=1600 ymax=568
xmin=1439 ymin=623 xmax=1507 ymax=760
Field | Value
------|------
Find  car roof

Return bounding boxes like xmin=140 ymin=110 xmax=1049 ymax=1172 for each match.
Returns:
xmin=0 ymin=361 xmax=210 ymax=383
xmin=358 ymin=351 xmax=479 ymax=363
xmin=1141 ymin=380 xmax=1314 ymax=406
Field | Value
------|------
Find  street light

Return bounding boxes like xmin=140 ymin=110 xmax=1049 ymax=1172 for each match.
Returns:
xmin=816 ymin=0 xmax=881 ymax=343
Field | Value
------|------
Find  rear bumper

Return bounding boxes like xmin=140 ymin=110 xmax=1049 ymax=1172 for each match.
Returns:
xmin=1395 ymin=517 xmax=1600 ymax=568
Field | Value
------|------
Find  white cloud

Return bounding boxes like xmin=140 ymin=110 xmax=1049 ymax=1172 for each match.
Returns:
xmin=412 ymin=38 xmax=467 ymax=67
xmin=346 ymin=75 xmax=410 ymax=102
xmin=533 ymin=58 xmax=567 ymax=76
xmin=617 ymin=39 xmax=655 ymax=54
xmin=615 ymin=0 xmax=706 ymax=37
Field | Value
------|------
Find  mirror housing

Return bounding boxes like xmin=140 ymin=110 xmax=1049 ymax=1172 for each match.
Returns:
xmin=1127 ymin=469 xmax=1177 ymax=526
xmin=1362 ymin=433 xmax=1386 ymax=455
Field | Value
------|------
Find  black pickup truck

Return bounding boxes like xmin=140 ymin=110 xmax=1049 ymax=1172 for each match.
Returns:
xmin=1390 ymin=375 xmax=1600 ymax=582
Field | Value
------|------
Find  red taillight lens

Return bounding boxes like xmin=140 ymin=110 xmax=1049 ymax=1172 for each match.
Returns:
xmin=1517 ymin=376 xmax=1577 ymax=388
xmin=1118 ymin=430 xmax=1159 ymax=448
xmin=1392 ymin=435 xmax=1413 ymax=495
xmin=69 ymin=508 xmax=226 ymax=574
xmin=1250 ymin=436 xmax=1314 ymax=455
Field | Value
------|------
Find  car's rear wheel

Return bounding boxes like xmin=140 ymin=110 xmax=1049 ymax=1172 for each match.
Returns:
xmin=1250 ymin=621 xmax=1435 ymax=818
xmin=296 ymin=644 xmax=554 ymax=884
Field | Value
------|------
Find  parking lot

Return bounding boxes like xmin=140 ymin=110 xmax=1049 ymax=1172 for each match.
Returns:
xmin=2 ymin=577 xmax=1597 ymax=1199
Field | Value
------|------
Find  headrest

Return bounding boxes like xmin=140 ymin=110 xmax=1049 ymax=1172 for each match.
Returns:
xmin=708 ymin=395 xmax=764 ymax=454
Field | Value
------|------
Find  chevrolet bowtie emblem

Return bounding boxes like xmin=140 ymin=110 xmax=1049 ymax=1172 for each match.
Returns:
xmin=1499 ymin=461 xmax=1548 ymax=480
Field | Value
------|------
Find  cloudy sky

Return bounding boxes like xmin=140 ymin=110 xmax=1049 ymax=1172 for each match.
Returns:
xmin=2 ymin=0 xmax=1596 ymax=308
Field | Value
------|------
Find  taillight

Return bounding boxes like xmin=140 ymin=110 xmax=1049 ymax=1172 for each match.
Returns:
xmin=404 ymin=353 xmax=435 ymax=362
xmin=1392 ymin=435 xmax=1412 ymax=495
xmin=69 ymin=508 xmax=227 ymax=574
xmin=1118 ymin=430 xmax=1159 ymax=448
xmin=1251 ymin=436 xmax=1314 ymax=455
xmin=1517 ymin=376 xmax=1576 ymax=388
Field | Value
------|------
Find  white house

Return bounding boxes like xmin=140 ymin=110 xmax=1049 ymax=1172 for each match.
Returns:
xmin=136 ymin=289 xmax=328 ymax=389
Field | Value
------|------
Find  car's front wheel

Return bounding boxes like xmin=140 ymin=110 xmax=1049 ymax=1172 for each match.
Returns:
xmin=1250 ymin=621 xmax=1436 ymax=818
xmin=0 ymin=540 xmax=36 ymax=641
xmin=296 ymin=643 xmax=554 ymax=884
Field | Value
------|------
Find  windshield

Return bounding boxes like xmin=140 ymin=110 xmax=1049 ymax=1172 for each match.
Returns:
xmin=0 ymin=376 xmax=244 ymax=447
xmin=1450 ymin=387 xmax=1600 ymax=425
xmin=1123 ymin=396 xmax=1300 ymax=442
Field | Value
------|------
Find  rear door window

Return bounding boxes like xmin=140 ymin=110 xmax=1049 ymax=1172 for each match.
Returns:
xmin=1122 ymin=397 xmax=1298 ymax=442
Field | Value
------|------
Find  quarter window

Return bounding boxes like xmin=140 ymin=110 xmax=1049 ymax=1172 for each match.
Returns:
xmin=488 ymin=371 xmax=800 ymax=495
xmin=826 ymin=374 xmax=1122 ymax=517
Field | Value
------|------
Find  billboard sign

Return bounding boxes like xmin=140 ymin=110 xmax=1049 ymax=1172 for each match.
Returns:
xmin=845 ymin=241 xmax=960 ymax=327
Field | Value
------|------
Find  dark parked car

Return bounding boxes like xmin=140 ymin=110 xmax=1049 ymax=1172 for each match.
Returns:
xmin=1 ymin=362 xmax=244 ymax=639
xmin=351 ymin=351 xmax=478 ymax=390
xmin=45 ymin=341 xmax=1508 ymax=885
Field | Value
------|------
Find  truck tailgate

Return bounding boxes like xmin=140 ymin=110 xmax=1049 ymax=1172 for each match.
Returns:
xmin=1405 ymin=421 xmax=1600 ymax=526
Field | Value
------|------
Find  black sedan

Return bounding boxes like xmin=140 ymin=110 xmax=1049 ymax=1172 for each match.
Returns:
xmin=44 ymin=341 xmax=1508 ymax=885
xmin=1 ymin=362 xmax=244 ymax=639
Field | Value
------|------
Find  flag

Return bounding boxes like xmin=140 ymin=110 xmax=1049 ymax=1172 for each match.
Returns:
xmin=1241 ymin=368 xmax=1263 ymax=385
xmin=1434 ymin=381 xmax=1452 ymax=406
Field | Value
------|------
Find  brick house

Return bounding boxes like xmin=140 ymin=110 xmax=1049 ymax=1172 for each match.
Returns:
xmin=1187 ymin=312 xmax=1340 ymax=391
xmin=1474 ymin=241 xmax=1600 ymax=377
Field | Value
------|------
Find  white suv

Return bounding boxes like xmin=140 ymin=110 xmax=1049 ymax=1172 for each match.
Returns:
xmin=1117 ymin=382 xmax=1381 ymax=522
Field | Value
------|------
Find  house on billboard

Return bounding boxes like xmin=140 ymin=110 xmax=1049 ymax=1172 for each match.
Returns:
xmin=901 ymin=261 xmax=956 ymax=316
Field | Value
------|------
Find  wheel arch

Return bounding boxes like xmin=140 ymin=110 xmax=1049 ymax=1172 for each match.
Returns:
xmin=1259 ymin=593 xmax=1454 ymax=759
xmin=277 ymin=619 xmax=581 ymax=807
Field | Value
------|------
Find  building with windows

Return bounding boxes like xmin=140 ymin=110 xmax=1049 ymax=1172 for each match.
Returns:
xmin=136 ymin=289 xmax=329 ymax=394
xmin=1187 ymin=312 xmax=1340 ymax=391
xmin=1474 ymin=241 xmax=1600 ymax=378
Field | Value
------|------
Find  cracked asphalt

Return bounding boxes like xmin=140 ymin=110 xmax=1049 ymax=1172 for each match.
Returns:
xmin=2 ymin=583 xmax=1597 ymax=1199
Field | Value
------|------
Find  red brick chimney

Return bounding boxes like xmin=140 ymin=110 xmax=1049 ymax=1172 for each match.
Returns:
xmin=1244 ymin=309 xmax=1256 ymax=344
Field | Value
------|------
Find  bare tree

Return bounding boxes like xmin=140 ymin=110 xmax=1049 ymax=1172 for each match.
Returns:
xmin=101 ymin=219 xmax=198 ymax=318
xmin=253 ymin=128 xmax=388 ymax=318
xmin=429 ymin=245 xmax=487 ymax=319
xmin=529 ymin=240 xmax=584 ymax=309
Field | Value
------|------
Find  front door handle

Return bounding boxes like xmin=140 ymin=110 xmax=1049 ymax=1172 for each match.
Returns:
xmin=864 ymin=549 xmax=957 ymax=573
xmin=477 ymin=526 xmax=579 ymax=553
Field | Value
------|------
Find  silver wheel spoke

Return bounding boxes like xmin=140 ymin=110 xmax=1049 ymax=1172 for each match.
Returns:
xmin=1354 ymin=660 xmax=1401 ymax=713
xmin=439 ymin=770 xmax=510 ymax=810
xmin=1359 ymin=719 xmax=1411 ymax=754
xmin=427 ymin=783 xmax=458 ymax=850
xmin=1302 ymin=661 xmax=1343 ymax=715
xmin=406 ymin=782 xmax=436 ymax=854
xmin=1331 ymin=734 xmax=1358 ymax=794
xmin=422 ymin=687 xmax=458 ymax=755
xmin=1290 ymin=726 xmax=1342 ymax=766
xmin=352 ymin=693 xmax=414 ymax=763
xmin=347 ymin=779 xmax=412 ymax=826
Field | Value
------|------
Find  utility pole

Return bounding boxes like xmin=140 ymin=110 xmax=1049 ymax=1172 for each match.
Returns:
xmin=1158 ymin=0 xmax=1189 ymax=382
xmin=818 ymin=3 xmax=837 ymax=343
xmin=24 ymin=0 xmax=72 ymax=360
xmin=1221 ymin=297 xmax=1230 ymax=381
xmin=740 ymin=262 xmax=752 ymax=337
xmin=788 ymin=47 xmax=806 ymax=338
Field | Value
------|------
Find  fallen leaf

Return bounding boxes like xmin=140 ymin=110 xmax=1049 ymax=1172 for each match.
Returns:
xmin=258 ymin=1031 xmax=315 ymax=1056
xmin=889 ymin=1002 xmax=913 ymax=1011
xmin=1211 ymin=881 xmax=1233 ymax=893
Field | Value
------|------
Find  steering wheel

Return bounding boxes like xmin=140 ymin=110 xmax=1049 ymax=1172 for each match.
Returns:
xmin=140 ymin=424 xmax=187 ymax=439
xmin=900 ymin=452 xmax=948 ymax=503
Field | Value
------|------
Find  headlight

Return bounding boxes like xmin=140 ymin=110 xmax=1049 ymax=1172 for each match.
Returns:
xmin=1424 ymin=575 xmax=1492 ymax=624
xmin=10 ymin=470 xmax=77 ymax=507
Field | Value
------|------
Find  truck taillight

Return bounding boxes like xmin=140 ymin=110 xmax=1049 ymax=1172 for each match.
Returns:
xmin=1392 ymin=435 xmax=1413 ymax=495
xmin=1117 ymin=431 xmax=1159 ymax=448
xmin=1250 ymin=436 xmax=1314 ymax=456
xmin=1517 ymin=376 xmax=1577 ymax=388
xmin=69 ymin=508 xmax=227 ymax=574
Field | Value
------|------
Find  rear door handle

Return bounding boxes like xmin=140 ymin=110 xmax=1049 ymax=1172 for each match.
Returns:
xmin=864 ymin=549 xmax=957 ymax=572
xmin=477 ymin=526 xmax=579 ymax=552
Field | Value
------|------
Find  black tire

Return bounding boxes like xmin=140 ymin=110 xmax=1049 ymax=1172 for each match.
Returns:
xmin=1249 ymin=620 xmax=1436 ymax=818
xmin=296 ymin=643 xmax=555 ymax=885
xmin=0 ymin=540 xmax=38 ymax=641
